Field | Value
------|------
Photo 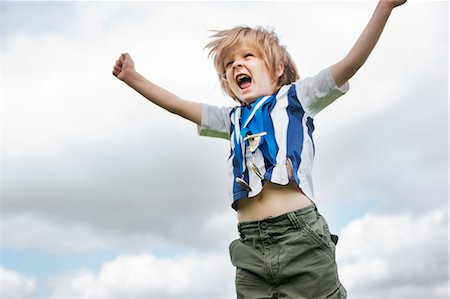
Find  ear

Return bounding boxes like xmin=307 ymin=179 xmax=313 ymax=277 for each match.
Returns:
xmin=275 ymin=62 xmax=285 ymax=79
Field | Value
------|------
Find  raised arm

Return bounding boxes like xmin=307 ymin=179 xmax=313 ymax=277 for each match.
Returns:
xmin=112 ymin=53 xmax=202 ymax=125
xmin=330 ymin=0 xmax=407 ymax=87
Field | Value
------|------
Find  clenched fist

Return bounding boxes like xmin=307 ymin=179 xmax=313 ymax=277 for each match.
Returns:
xmin=112 ymin=53 xmax=135 ymax=82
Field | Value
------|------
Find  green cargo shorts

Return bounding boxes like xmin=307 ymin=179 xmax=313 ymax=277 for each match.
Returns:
xmin=229 ymin=203 xmax=347 ymax=299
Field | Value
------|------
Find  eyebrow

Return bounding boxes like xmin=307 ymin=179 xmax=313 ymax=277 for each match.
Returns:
xmin=224 ymin=46 xmax=255 ymax=60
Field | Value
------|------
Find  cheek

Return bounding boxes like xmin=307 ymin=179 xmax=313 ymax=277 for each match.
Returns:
xmin=224 ymin=75 xmax=237 ymax=90
xmin=227 ymin=81 xmax=240 ymax=95
xmin=256 ymin=72 xmax=273 ymax=87
xmin=254 ymin=64 xmax=272 ymax=82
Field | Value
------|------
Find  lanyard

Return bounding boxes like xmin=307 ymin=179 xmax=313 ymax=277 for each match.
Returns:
xmin=233 ymin=94 xmax=278 ymax=176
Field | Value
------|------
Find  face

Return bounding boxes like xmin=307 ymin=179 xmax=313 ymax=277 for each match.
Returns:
xmin=223 ymin=42 xmax=282 ymax=105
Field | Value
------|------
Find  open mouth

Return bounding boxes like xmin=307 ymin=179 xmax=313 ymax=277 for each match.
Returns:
xmin=236 ymin=74 xmax=252 ymax=90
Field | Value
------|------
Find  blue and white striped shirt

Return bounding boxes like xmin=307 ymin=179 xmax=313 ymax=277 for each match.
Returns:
xmin=198 ymin=67 xmax=349 ymax=210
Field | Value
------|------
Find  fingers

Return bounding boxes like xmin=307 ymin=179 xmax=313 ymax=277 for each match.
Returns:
xmin=112 ymin=64 xmax=121 ymax=76
xmin=116 ymin=57 xmax=123 ymax=67
xmin=112 ymin=59 xmax=122 ymax=77
xmin=114 ymin=53 xmax=129 ymax=67
xmin=112 ymin=53 xmax=132 ymax=78
xmin=119 ymin=53 xmax=130 ymax=65
xmin=112 ymin=53 xmax=125 ymax=76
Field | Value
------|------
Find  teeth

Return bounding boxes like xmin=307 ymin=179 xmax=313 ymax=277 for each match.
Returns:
xmin=236 ymin=74 xmax=250 ymax=82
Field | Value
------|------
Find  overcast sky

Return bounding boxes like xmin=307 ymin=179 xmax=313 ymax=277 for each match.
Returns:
xmin=1 ymin=1 xmax=448 ymax=298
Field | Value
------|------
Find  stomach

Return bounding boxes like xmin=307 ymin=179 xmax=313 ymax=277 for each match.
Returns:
xmin=236 ymin=181 xmax=313 ymax=222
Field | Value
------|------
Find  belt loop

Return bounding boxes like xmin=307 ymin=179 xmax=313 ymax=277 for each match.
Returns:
xmin=287 ymin=212 xmax=304 ymax=230
xmin=237 ymin=223 xmax=243 ymax=239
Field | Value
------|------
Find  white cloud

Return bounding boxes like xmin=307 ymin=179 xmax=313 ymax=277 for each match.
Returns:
xmin=49 ymin=252 xmax=235 ymax=298
xmin=0 ymin=267 xmax=37 ymax=298
xmin=3 ymin=211 xmax=236 ymax=253
xmin=5 ymin=2 xmax=446 ymax=157
xmin=2 ymin=2 xmax=226 ymax=157
xmin=2 ymin=2 xmax=448 ymax=298
xmin=2 ymin=0 xmax=446 ymax=245
xmin=337 ymin=208 xmax=448 ymax=298
xmin=26 ymin=208 xmax=449 ymax=298
xmin=3 ymin=213 xmax=118 ymax=252
xmin=313 ymin=52 xmax=447 ymax=212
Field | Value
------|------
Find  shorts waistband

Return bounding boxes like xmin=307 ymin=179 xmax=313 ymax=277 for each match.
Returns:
xmin=237 ymin=203 xmax=318 ymax=233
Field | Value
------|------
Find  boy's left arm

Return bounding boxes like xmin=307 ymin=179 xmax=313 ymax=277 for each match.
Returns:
xmin=331 ymin=0 xmax=407 ymax=87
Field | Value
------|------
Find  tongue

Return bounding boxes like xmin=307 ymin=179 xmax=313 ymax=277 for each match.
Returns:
xmin=240 ymin=81 xmax=251 ymax=90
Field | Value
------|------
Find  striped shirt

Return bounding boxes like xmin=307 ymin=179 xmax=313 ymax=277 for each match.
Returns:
xmin=198 ymin=67 xmax=349 ymax=210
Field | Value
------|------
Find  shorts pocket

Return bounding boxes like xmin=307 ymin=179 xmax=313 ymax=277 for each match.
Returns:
xmin=324 ymin=283 xmax=347 ymax=299
xmin=285 ymin=212 xmax=342 ymax=298
xmin=302 ymin=212 xmax=336 ymax=259
xmin=228 ymin=239 xmax=240 ymax=263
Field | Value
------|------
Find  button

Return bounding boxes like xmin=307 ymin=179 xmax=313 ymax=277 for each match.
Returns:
xmin=260 ymin=222 xmax=268 ymax=229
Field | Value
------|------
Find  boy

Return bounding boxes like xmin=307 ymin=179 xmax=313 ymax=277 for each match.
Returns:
xmin=112 ymin=1 xmax=406 ymax=298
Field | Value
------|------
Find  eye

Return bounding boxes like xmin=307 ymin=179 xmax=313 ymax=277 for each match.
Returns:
xmin=225 ymin=60 xmax=234 ymax=68
xmin=244 ymin=53 xmax=254 ymax=58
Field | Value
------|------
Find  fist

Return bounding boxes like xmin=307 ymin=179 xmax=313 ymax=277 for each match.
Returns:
xmin=112 ymin=53 xmax=134 ymax=81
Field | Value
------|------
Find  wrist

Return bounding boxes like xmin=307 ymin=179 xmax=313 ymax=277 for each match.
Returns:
xmin=378 ymin=0 xmax=397 ymax=12
xmin=375 ymin=1 xmax=395 ymax=20
xmin=123 ymin=69 xmax=140 ymax=85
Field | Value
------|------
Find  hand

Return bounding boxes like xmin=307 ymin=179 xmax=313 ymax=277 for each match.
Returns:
xmin=380 ymin=0 xmax=407 ymax=10
xmin=112 ymin=53 xmax=135 ymax=82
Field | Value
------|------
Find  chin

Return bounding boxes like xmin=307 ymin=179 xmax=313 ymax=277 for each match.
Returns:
xmin=240 ymin=94 xmax=258 ymax=104
xmin=241 ymin=99 xmax=255 ymax=105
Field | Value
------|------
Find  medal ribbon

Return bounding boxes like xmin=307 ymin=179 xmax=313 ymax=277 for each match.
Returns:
xmin=233 ymin=94 xmax=278 ymax=178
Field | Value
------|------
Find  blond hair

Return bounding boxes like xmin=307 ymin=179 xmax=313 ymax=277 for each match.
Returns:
xmin=205 ymin=26 xmax=299 ymax=103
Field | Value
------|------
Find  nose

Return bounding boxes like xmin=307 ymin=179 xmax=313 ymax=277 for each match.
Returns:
xmin=232 ymin=59 xmax=243 ymax=70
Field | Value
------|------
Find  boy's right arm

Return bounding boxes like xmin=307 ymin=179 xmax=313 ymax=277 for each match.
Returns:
xmin=112 ymin=53 xmax=202 ymax=125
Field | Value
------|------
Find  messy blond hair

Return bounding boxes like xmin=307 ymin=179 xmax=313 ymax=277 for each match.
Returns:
xmin=205 ymin=26 xmax=299 ymax=103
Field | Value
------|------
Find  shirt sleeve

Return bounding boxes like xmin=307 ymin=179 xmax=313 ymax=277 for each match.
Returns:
xmin=197 ymin=103 xmax=233 ymax=140
xmin=295 ymin=67 xmax=349 ymax=117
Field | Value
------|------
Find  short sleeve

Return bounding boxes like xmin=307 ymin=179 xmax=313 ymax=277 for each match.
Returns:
xmin=295 ymin=67 xmax=349 ymax=117
xmin=197 ymin=104 xmax=233 ymax=140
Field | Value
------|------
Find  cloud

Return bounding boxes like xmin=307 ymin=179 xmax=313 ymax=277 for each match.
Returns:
xmin=3 ymin=2 xmax=237 ymax=253
xmin=0 ymin=267 xmax=37 ymax=298
xmin=3 ymin=213 xmax=116 ymax=252
xmin=48 ymin=252 xmax=235 ymax=298
xmin=313 ymin=52 xmax=447 ymax=213
xmin=27 ymin=208 xmax=448 ymax=298
xmin=2 ymin=2 xmax=448 ymax=297
xmin=337 ymin=208 xmax=448 ymax=298
xmin=3 ymin=210 xmax=236 ymax=253
xmin=3 ymin=1 xmax=446 ymax=251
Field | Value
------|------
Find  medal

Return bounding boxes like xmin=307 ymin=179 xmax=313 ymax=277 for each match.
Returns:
xmin=244 ymin=132 xmax=266 ymax=181
xmin=250 ymin=160 xmax=264 ymax=180
xmin=233 ymin=95 xmax=276 ymax=192
xmin=244 ymin=131 xmax=267 ymax=152
xmin=236 ymin=176 xmax=252 ymax=191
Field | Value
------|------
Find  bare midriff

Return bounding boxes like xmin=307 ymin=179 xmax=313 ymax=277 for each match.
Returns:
xmin=236 ymin=181 xmax=313 ymax=222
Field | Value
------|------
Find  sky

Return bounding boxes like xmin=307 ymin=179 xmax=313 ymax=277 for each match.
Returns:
xmin=1 ymin=1 xmax=448 ymax=298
